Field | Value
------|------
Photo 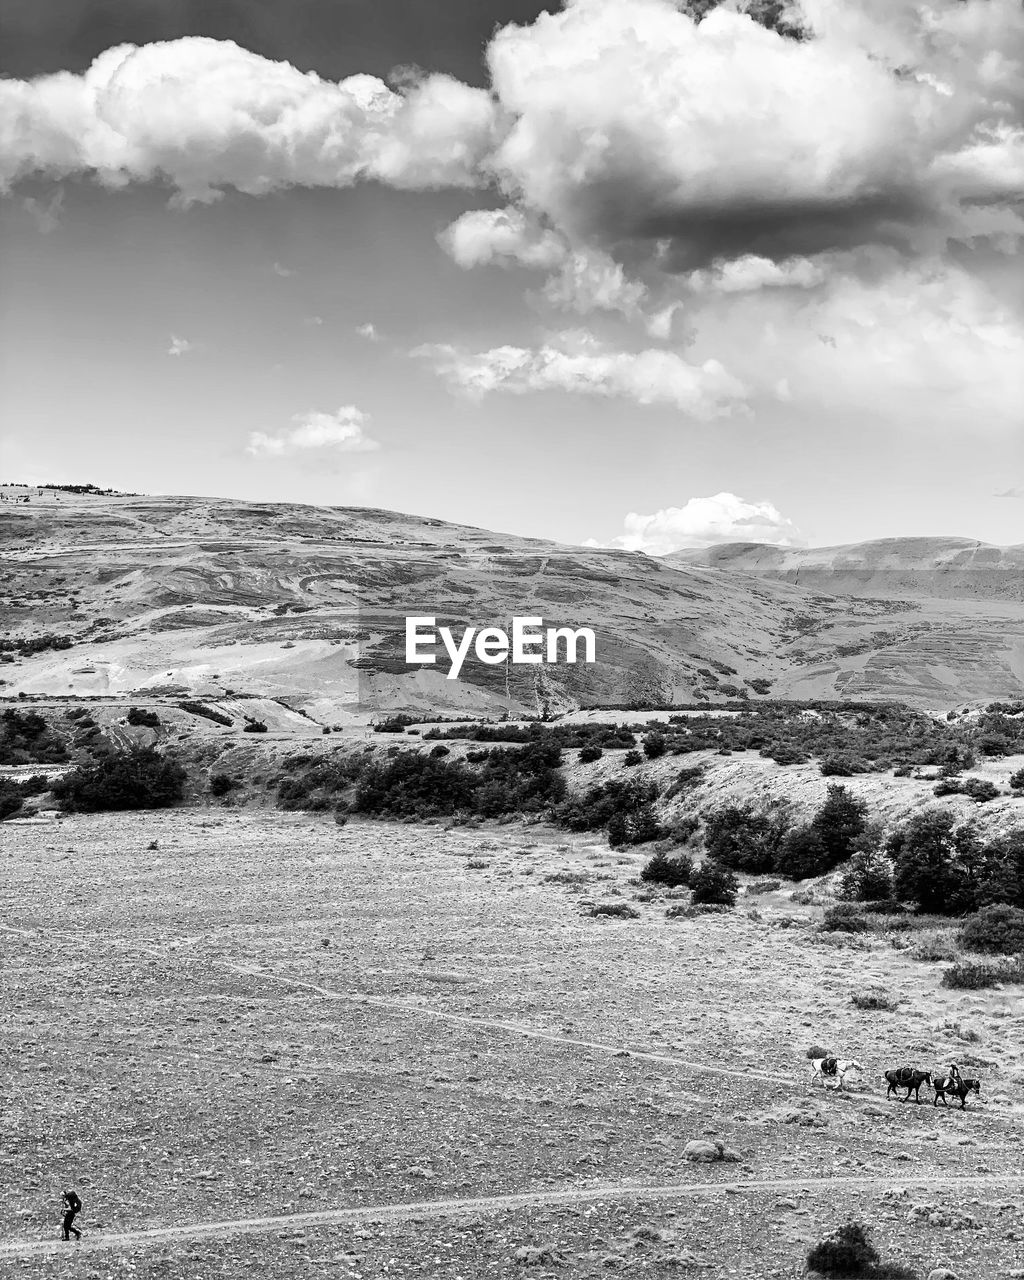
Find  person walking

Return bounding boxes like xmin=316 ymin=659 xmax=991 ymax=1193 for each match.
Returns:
xmin=61 ymin=1189 xmax=82 ymax=1241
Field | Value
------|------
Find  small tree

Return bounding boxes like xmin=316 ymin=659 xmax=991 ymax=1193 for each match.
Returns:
xmin=640 ymin=849 xmax=693 ymax=887
xmin=837 ymin=849 xmax=894 ymax=902
xmin=607 ymin=812 xmax=629 ymax=848
xmin=810 ymin=784 xmax=868 ymax=866
xmin=579 ymin=744 xmax=603 ymax=764
xmin=1010 ymin=767 xmax=1024 ymax=792
xmin=690 ymin=859 xmax=738 ymax=906
xmin=642 ymin=731 xmax=667 ymax=760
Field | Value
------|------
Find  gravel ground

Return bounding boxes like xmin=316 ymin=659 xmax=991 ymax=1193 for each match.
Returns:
xmin=2 ymin=809 xmax=1023 ymax=1278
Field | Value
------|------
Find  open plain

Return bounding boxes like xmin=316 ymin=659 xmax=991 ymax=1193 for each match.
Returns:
xmin=3 ymin=809 xmax=1024 ymax=1278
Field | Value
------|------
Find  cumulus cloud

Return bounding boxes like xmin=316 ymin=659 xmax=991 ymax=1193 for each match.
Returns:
xmin=355 ymin=322 xmax=381 ymax=341
xmin=413 ymin=336 xmax=747 ymax=417
xmin=486 ymin=0 xmax=1024 ymax=268
xmin=686 ymin=255 xmax=826 ymax=293
xmin=167 ymin=335 xmax=193 ymax=356
xmin=594 ymin=492 xmax=803 ymax=555
xmin=439 ymin=207 xmax=567 ymax=271
xmin=247 ymin=406 xmax=380 ymax=458
xmin=0 ymin=37 xmax=497 ymax=202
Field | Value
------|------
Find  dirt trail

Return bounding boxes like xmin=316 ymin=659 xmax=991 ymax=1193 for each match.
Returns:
xmin=3 ymin=1175 xmax=1022 ymax=1260
xmin=219 ymin=960 xmax=787 ymax=1086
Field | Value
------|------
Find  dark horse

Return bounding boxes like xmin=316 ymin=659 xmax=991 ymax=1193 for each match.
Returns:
xmin=884 ymin=1065 xmax=931 ymax=1103
xmin=932 ymin=1073 xmax=981 ymax=1108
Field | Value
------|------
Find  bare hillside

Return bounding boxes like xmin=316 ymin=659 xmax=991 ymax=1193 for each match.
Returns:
xmin=4 ymin=488 xmax=1024 ymax=717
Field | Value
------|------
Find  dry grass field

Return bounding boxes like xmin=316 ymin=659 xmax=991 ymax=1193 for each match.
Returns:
xmin=3 ymin=810 xmax=1024 ymax=1278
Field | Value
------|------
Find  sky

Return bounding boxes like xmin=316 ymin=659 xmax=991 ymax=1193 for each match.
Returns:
xmin=1 ymin=0 xmax=1022 ymax=553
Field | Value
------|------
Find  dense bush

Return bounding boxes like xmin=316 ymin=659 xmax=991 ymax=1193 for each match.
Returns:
xmin=0 ymin=774 xmax=49 ymax=820
xmin=703 ymin=804 xmax=789 ymax=874
xmin=690 ymin=859 xmax=738 ymax=906
xmin=640 ymin=849 xmax=693 ymax=887
xmin=354 ymin=740 xmax=565 ymax=821
xmin=243 ymin=719 xmax=268 ymax=733
xmin=0 ymin=709 xmax=68 ymax=765
xmin=822 ymin=903 xmax=870 ymax=933
xmin=642 ymin=731 xmax=667 ymax=759
xmin=933 ymin=776 xmax=1000 ymax=802
xmin=889 ymin=811 xmax=982 ymax=915
xmin=178 ymin=700 xmax=233 ymax=727
xmin=1009 ymin=767 xmax=1024 ymax=791
xmin=837 ymin=848 xmax=894 ymax=902
xmin=806 ymin=1221 xmax=879 ymax=1276
xmin=579 ymin=744 xmax=603 ymax=764
xmin=942 ymin=958 xmax=1024 ymax=989
xmin=959 ymin=904 xmax=1024 ymax=955
xmin=53 ymin=747 xmax=186 ymax=812
xmin=623 ymin=750 xmax=642 ymax=766
xmin=209 ymin=772 xmax=238 ymax=797
xmin=126 ymin=707 xmax=161 ymax=728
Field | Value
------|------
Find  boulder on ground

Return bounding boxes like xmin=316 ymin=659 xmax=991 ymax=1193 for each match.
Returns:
xmin=683 ymin=1139 xmax=741 ymax=1163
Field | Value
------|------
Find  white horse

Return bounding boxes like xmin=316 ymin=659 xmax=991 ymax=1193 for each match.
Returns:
xmin=810 ymin=1056 xmax=863 ymax=1091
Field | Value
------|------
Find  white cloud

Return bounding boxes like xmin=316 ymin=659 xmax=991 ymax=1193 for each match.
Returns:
xmin=247 ymin=406 xmax=380 ymax=457
xmin=356 ymin=322 xmax=380 ymax=341
xmin=271 ymin=261 xmax=293 ymax=277
xmin=595 ymin=492 xmax=803 ymax=555
xmin=0 ymin=38 xmax=497 ymax=202
xmin=413 ymin=337 xmax=747 ymax=418
xmin=439 ymin=207 xmax=566 ymax=270
xmin=687 ymin=255 xmax=826 ymax=293
xmin=485 ymin=0 xmax=1024 ymax=267
xmin=688 ymin=255 xmax=1024 ymax=430
xmin=167 ymin=335 xmax=193 ymax=356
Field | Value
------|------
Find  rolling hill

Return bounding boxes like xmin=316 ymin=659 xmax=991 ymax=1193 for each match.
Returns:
xmin=3 ymin=488 xmax=1024 ymax=720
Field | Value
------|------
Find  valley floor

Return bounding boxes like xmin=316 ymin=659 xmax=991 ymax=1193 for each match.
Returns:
xmin=2 ymin=811 xmax=1023 ymax=1278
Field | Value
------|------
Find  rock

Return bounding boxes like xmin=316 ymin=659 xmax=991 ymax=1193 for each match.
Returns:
xmin=683 ymin=1140 xmax=721 ymax=1163
xmin=683 ymin=1139 xmax=741 ymax=1163
xmin=926 ymin=1270 xmax=959 ymax=1280
xmin=514 ymin=1245 xmax=566 ymax=1266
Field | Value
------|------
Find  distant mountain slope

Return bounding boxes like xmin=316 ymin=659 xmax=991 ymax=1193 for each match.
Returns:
xmin=3 ymin=490 xmax=1024 ymax=716
xmin=668 ymin=537 xmax=1024 ymax=600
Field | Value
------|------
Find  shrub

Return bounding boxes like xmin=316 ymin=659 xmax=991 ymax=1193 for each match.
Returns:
xmin=607 ymin=811 xmax=629 ymax=848
xmin=588 ymin=902 xmax=641 ymax=919
xmin=690 ymin=859 xmax=738 ymax=906
xmin=0 ymin=709 xmax=68 ymax=765
xmin=850 ymin=990 xmax=899 ymax=1011
xmin=806 ymin=1221 xmax=879 ymax=1277
xmin=820 ymin=755 xmax=867 ymax=777
xmin=942 ymin=958 xmax=1023 ymax=989
xmin=579 ymin=744 xmax=603 ymax=764
xmin=429 ymin=744 xmax=450 ymax=758
xmin=1010 ymin=767 xmax=1024 ymax=792
xmin=243 ymin=719 xmax=268 ymax=733
xmin=822 ymin=903 xmax=870 ymax=933
xmin=640 ymin=849 xmax=693 ymax=887
xmin=209 ymin=772 xmax=237 ymax=797
xmin=837 ymin=850 xmax=894 ymax=902
xmin=53 ymin=747 xmax=186 ymax=812
xmin=907 ymin=928 xmax=958 ymax=962
xmin=623 ymin=750 xmax=642 ymax=767
xmin=959 ymin=904 xmax=1024 ymax=955
xmin=747 ymin=878 xmax=782 ymax=894
xmin=126 ymin=707 xmax=161 ymax=728
xmin=178 ymin=700 xmax=233 ymax=727
xmin=934 ymin=777 xmax=1000 ymax=802
xmin=642 ymin=731 xmax=667 ymax=760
